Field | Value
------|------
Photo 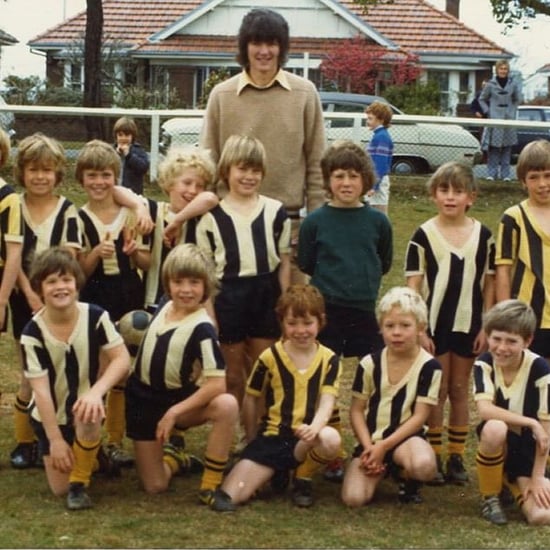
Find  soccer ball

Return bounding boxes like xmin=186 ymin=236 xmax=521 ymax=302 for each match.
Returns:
xmin=117 ymin=310 xmax=152 ymax=357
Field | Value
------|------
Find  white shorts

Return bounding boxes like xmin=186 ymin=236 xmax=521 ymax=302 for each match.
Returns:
xmin=365 ymin=174 xmax=390 ymax=206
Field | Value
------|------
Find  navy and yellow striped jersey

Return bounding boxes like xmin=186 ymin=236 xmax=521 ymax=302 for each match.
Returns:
xmin=143 ymin=198 xmax=199 ymax=309
xmin=132 ymin=302 xmax=225 ymax=392
xmin=0 ymin=180 xmax=23 ymax=267
xmin=405 ymin=218 xmax=495 ymax=336
xmin=78 ymin=204 xmax=149 ymax=277
xmin=247 ymin=340 xmax=341 ymax=437
xmin=496 ymin=200 xmax=550 ymax=329
xmin=21 ymin=194 xmax=81 ymax=275
xmin=473 ymin=349 xmax=550 ymax=429
xmin=21 ymin=302 xmax=123 ymax=425
xmin=351 ymin=347 xmax=441 ymax=443
xmin=196 ymin=195 xmax=290 ymax=281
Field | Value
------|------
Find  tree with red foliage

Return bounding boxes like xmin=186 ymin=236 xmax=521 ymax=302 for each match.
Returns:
xmin=320 ymin=36 xmax=421 ymax=94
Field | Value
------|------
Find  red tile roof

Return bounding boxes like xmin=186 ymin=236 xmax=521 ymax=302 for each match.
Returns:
xmin=29 ymin=0 xmax=510 ymax=58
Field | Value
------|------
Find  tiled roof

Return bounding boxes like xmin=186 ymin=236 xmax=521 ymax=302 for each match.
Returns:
xmin=339 ymin=0 xmax=509 ymax=56
xmin=29 ymin=0 xmax=510 ymax=58
xmin=0 ymin=29 xmax=18 ymax=46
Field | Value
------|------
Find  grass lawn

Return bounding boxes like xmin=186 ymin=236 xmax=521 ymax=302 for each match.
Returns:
xmin=0 ymin=172 xmax=545 ymax=549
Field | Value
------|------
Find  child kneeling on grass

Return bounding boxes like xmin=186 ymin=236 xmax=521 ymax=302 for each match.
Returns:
xmin=341 ymin=287 xmax=442 ymax=507
xmin=474 ymin=299 xmax=550 ymax=526
xmin=125 ymin=243 xmax=239 ymax=512
xmin=221 ymin=284 xmax=342 ymax=508
xmin=21 ymin=247 xmax=131 ymax=511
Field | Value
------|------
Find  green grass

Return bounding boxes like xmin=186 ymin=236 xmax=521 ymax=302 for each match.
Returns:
xmin=0 ymin=174 xmax=544 ymax=549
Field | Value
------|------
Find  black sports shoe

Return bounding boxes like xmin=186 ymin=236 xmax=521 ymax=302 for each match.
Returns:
xmin=323 ymin=457 xmax=345 ymax=483
xmin=427 ymin=455 xmax=445 ymax=486
xmin=292 ymin=478 xmax=314 ymax=508
xmin=398 ymin=480 xmax=423 ymax=504
xmin=95 ymin=446 xmax=121 ymax=478
xmin=445 ymin=453 xmax=469 ymax=485
xmin=199 ymin=488 xmax=236 ymax=512
xmin=106 ymin=443 xmax=135 ymax=468
xmin=270 ymin=469 xmax=290 ymax=494
xmin=163 ymin=442 xmax=204 ymax=475
xmin=10 ymin=441 xmax=38 ymax=469
xmin=481 ymin=495 xmax=507 ymax=525
xmin=66 ymin=482 xmax=93 ymax=511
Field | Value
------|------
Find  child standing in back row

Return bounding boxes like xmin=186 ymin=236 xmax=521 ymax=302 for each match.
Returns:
xmin=405 ymin=161 xmax=495 ymax=485
xmin=196 ymin=135 xmax=291 ymax=407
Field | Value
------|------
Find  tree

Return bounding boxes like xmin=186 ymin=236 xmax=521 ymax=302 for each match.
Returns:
xmin=83 ymin=0 xmax=104 ymax=139
xmin=320 ymin=36 xmax=421 ymax=95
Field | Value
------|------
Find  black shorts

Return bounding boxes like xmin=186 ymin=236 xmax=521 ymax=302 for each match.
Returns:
xmin=10 ymin=288 xmax=32 ymax=339
xmin=476 ymin=422 xmax=535 ymax=481
xmin=433 ymin=330 xmax=477 ymax=358
xmin=318 ymin=303 xmax=383 ymax=358
xmin=240 ymin=434 xmax=301 ymax=471
xmin=125 ymin=375 xmax=198 ymax=441
xmin=530 ymin=329 xmax=550 ymax=359
xmin=31 ymin=418 xmax=75 ymax=457
xmin=215 ymin=273 xmax=281 ymax=343
xmin=80 ymin=271 xmax=144 ymax=323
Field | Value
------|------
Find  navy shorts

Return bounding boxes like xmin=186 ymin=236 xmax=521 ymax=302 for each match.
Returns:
xmin=125 ymin=375 xmax=198 ymax=441
xmin=31 ymin=418 xmax=75 ymax=457
xmin=433 ymin=329 xmax=477 ymax=358
xmin=10 ymin=289 xmax=32 ymax=339
xmin=318 ymin=303 xmax=383 ymax=358
xmin=215 ymin=273 xmax=281 ymax=344
xmin=476 ymin=422 xmax=535 ymax=481
xmin=240 ymin=434 xmax=301 ymax=471
xmin=530 ymin=329 xmax=550 ymax=359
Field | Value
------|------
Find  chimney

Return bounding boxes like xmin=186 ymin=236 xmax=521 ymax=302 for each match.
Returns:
xmin=445 ymin=0 xmax=459 ymax=18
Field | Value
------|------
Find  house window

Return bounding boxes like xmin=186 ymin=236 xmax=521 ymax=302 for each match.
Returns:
xmin=69 ymin=63 xmax=83 ymax=91
xmin=459 ymin=71 xmax=469 ymax=103
xmin=427 ymin=70 xmax=450 ymax=113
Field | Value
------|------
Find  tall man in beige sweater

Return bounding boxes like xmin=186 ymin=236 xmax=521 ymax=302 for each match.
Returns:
xmin=200 ymin=7 xmax=326 ymax=284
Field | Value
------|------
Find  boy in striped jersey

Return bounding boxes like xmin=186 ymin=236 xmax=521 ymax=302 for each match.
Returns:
xmin=21 ymin=247 xmax=130 ymax=510
xmin=221 ymin=284 xmax=341 ymax=508
xmin=125 ymin=244 xmax=238 ymax=511
xmin=406 ymin=162 xmax=495 ymax=485
xmin=341 ymin=287 xmax=441 ymax=507
xmin=196 ymin=135 xmax=291 ymax=407
xmin=474 ymin=299 xmax=550 ymax=525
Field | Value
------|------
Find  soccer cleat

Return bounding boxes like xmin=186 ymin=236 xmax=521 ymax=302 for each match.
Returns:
xmin=323 ymin=457 xmax=345 ymax=483
xmin=445 ymin=453 xmax=469 ymax=485
xmin=106 ymin=443 xmax=135 ymax=468
xmin=163 ymin=442 xmax=204 ymax=475
xmin=292 ymin=478 xmax=314 ymax=508
xmin=95 ymin=446 xmax=121 ymax=478
xmin=481 ymin=495 xmax=507 ymax=525
xmin=198 ymin=488 xmax=236 ymax=512
xmin=426 ymin=455 xmax=445 ymax=486
xmin=10 ymin=441 xmax=38 ymax=469
xmin=168 ymin=433 xmax=186 ymax=450
xmin=271 ymin=468 xmax=290 ymax=494
xmin=499 ymin=485 xmax=515 ymax=508
xmin=398 ymin=480 xmax=423 ymax=504
xmin=66 ymin=482 xmax=93 ymax=511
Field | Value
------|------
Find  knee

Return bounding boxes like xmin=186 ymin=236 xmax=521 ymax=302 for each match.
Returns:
xmin=526 ymin=507 xmax=550 ymax=526
xmin=342 ymin=492 xmax=368 ymax=508
xmin=318 ymin=426 xmax=341 ymax=457
xmin=409 ymin=454 xmax=437 ymax=482
xmin=480 ymin=420 xmax=507 ymax=450
xmin=142 ymin=479 xmax=169 ymax=495
xmin=210 ymin=393 xmax=239 ymax=423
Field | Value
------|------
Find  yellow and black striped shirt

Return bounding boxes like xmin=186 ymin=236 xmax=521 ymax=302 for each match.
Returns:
xmin=0 ymin=180 xmax=23 ymax=267
xmin=496 ymin=200 xmax=550 ymax=329
xmin=247 ymin=341 xmax=341 ymax=437
xmin=352 ymin=347 xmax=441 ymax=442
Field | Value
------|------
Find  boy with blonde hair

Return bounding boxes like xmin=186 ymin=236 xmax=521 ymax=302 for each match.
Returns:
xmin=474 ymin=299 xmax=550 ymax=525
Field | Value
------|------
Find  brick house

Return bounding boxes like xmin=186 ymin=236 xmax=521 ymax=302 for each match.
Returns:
xmin=28 ymin=0 xmax=512 ymax=114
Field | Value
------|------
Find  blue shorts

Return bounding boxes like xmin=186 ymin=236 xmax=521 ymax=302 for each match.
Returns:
xmin=215 ymin=273 xmax=281 ymax=343
xmin=318 ymin=303 xmax=383 ymax=358
xmin=240 ymin=434 xmax=301 ymax=471
xmin=125 ymin=375 xmax=198 ymax=441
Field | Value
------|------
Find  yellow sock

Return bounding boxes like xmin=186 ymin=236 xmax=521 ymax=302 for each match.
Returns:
xmin=105 ymin=386 xmax=126 ymax=446
xmin=476 ymin=448 xmax=504 ymax=497
xmin=200 ymin=454 xmax=228 ymax=492
xmin=295 ymin=448 xmax=331 ymax=480
xmin=163 ymin=455 xmax=179 ymax=475
xmin=14 ymin=395 xmax=35 ymax=443
xmin=448 ymin=424 xmax=468 ymax=456
xmin=327 ymin=408 xmax=347 ymax=460
xmin=426 ymin=426 xmax=444 ymax=457
xmin=69 ymin=438 xmax=101 ymax=487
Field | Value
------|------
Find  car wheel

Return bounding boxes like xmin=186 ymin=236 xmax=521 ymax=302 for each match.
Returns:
xmin=391 ymin=158 xmax=418 ymax=175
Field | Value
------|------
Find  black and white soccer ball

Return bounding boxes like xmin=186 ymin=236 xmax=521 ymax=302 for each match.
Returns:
xmin=117 ymin=310 xmax=152 ymax=357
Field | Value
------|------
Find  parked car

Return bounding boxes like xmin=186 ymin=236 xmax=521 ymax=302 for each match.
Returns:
xmin=158 ymin=91 xmax=482 ymax=175
xmin=512 ymin=105 xmax=550 ymax=160
xmin=320 ymin=92 xmax=482 ymax=175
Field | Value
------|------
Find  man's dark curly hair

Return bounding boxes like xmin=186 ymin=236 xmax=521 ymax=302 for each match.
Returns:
xmin=237 ymin=8 xmax=289 ymax=70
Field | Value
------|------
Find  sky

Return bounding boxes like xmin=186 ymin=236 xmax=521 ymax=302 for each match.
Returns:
xmin=0 ymin=0 xmax=549 ymax=83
